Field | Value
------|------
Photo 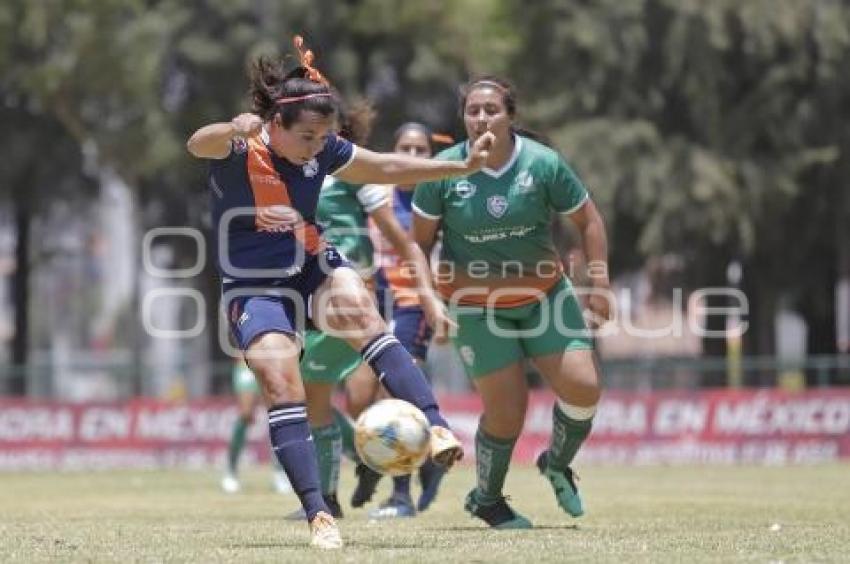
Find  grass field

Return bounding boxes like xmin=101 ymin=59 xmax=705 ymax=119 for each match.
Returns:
xmin=1 ymin=463 xmax=848 ymax=563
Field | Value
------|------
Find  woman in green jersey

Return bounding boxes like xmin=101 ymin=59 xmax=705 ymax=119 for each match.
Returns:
xmin=412 ymin=77 xmax=611 ymax=529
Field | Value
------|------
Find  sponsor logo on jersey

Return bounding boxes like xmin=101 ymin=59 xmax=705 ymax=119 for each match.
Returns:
xmin=250 ymin=173 xmax=279 ymax=185
xmin=486 ymin=195 xmax=509 ymax=218
xmin=324 ymin=247 xmax=342 ymax=262
xmin=454 ymin=180 xmax=477 ymax=199
xmin=307 ymin=360 xmax=327 ymax=371
xmin=303 ymin=158 xmax=319 ymax=178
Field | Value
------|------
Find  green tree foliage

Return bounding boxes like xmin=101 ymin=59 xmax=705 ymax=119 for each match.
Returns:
xmin=2 ymin=0 xmax=847 ymax=374
xmin=485 ymin=0 xmax=850 ymax=358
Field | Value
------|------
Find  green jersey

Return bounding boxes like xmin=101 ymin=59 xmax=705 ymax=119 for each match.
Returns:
xmin=316 ymin=177 xmax=388 ymax=274
xmin=413 ymin=135 xmax=588 ymax=306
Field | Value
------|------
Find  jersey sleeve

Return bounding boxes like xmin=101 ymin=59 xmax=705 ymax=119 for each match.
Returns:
xmin=208 ymin=141 xmax=248 ymax=196
xmin=322 ymin=134 xmax=356 ymax=175
xmin=357 ymin=184 xmax=390 ymax=213
xmin=547 ymin=156 xmax=589 ymax=215
xmin=412 ymin=180 xmax=444 ymax=220
xmin=207 ymin=136 xmax=247 ymax=167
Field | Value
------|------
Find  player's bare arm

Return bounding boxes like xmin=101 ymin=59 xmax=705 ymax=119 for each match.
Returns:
xmin=186 ymin=113 xmax=263 ymax=159
xmin=568 ymin=198 xmax=611 ymax=326
xmin=335 ymin=132 xmax=494 ymax=185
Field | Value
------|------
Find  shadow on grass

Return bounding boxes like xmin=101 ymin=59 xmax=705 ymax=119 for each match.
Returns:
xmin=416 ymin=525 xmax=581 ymax=532
xmin=231 ymin=541 xmax=428 ymax=550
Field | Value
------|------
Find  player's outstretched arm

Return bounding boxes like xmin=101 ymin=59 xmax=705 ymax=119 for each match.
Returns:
xmin=336 ymin=132 xmax=494 ymax=185
xmin=186 ymin=113 xmax=263 ymax=159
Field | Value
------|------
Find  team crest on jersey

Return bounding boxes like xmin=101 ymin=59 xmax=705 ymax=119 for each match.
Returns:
xmin=454 ymin=180 xmax=477 ymax=199
xmin=232 ymin=137 xmax=248 ymax=154
xmin=487 ymin=195 xmax=509 ymax=218
xmin=303 ymin=158 xmax=319 ymax=178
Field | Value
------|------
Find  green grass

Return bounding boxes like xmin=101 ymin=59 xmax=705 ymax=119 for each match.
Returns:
xmin=1 ymin=464 xmax=848 ymax=562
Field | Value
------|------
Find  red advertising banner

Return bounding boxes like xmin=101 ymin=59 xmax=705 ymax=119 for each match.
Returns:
xmin=1 ymin=389 xmax=849 ymax=470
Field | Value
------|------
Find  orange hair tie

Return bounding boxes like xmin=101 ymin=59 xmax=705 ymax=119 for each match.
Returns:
xmin=430 ymin=133 xmax=455 ymax=145
xmin=293 ymin=35 xmax=330 ymax=87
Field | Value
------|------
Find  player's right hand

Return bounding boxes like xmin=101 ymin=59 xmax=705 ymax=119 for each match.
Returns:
xmin=464 ymin=131 xmax=495 ymax=172
xmin=231 ymin=113 xmax=264 ymax=138
xmin=421 ymin=292 xmax=457 ymax=344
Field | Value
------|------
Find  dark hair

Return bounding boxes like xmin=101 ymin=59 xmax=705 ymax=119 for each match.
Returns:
xmin=458 ymin=75 xmax=517 ymax=118
xmin=337 ymin=98 xmax=376 ymax=145
xmin=393 ymin=122 xmax=433 ymax=145
xmin=248 ymin=56 xmax=338 ymax=127
xmin=458 ymin=76 xmax=553 ymax=145
xmin=393 ymin=122 xmax=454 ymax=149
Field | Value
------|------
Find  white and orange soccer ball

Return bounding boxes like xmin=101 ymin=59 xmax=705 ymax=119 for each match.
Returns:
xmin=354 ymin=399 xmax=431 ymax=476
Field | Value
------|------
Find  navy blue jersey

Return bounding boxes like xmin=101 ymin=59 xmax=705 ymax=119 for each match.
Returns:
xmin=208 ymin=130 xmax=354 ymax=280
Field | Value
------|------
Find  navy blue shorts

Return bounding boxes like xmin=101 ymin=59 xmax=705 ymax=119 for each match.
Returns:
xmin=223 ymin=247 xmax=347 ymax=351
xmin=391 ymin=305 xmax=431 ymax=362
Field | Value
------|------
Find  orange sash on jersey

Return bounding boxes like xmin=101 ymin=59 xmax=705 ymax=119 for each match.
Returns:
xmin=435 ymin=262 xmax=563 ymax=308
xmin=246 ymin=136 xmax=325 ymax=254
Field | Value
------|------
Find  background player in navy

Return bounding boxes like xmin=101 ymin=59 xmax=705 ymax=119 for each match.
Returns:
xmin=186 ymin=37 xmax=494 ymax=549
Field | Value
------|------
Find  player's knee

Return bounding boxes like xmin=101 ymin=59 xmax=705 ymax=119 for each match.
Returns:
xmin=327 ymin=294 xmax=384 ymax=335
xmin=559 ymin=379 xmax=601 ymax=407
xmin=252 ymin=363 xmax=303 ymax=405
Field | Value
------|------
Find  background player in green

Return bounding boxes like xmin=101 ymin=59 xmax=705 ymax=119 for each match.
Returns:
xmin=364 ymin=122 xmax=454 ymax=519
xmin=412 ymin=76 xmax=612 ymax=529
xmin=293 ymin=102 xmax=456 ymax=518
xmin=221 ymin=358 xmax=293 ymax=495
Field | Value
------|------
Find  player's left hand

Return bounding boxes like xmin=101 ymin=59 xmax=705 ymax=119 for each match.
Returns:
xmin=585 ymin=282 xmax=613 ymax=330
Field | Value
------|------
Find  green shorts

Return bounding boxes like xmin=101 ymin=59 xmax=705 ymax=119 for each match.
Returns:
xmin=299 ymin=330 xmax=362 ymax=384
xmin=232 ymin=362 xmax=260 ymax=394
xmin=449 ymin=277 xmax=592 ymax=379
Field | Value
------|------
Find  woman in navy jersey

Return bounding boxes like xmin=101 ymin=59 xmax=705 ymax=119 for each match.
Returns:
xmin=186 ymin=37 xmax=494 ymax=549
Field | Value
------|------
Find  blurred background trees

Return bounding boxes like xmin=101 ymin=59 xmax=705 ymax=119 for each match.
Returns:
xmin=1 ymin=0 xmax=848 ymax=394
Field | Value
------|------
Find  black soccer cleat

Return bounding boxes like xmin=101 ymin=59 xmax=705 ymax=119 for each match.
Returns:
xmin=324 ymin=492 xmax=344 ymax=518
xmin=350 ymin=462 xmax=383 ymax=508
xmin=463 ymin=489 xmax=532 ymax=529
xmin=417 ymin=459 xmax=447 ymax=512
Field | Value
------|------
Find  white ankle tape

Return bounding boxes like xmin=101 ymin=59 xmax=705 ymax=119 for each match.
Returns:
xmin=557 ymin=400 xmax=597 ymax=421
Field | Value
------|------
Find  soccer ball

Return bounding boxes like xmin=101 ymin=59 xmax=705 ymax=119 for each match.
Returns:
xmin=354 ymin=399 xmax=432 ymax=476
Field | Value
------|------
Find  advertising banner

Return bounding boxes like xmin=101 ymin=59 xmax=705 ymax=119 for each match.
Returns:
xmin=1 ymin=389 xmax=848 ymax=470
